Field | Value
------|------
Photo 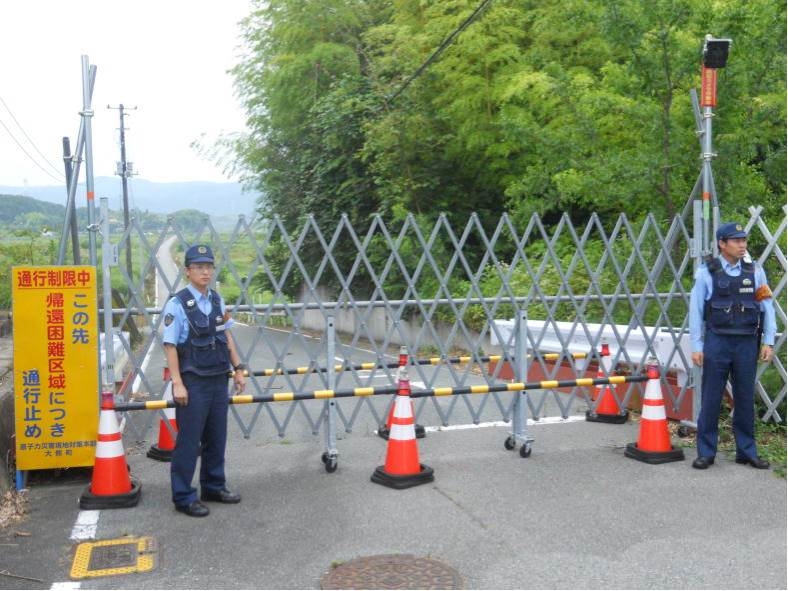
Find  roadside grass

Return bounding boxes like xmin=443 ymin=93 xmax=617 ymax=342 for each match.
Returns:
xmin=676 ymin=410 xmax=786 ymax=478
xmin=718 ymin=417 xmax=787 ymax=478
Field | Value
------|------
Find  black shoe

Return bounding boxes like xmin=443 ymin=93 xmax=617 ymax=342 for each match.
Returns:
xmin=200 ymin=488 xmax=241 ymax=504
xmin=735 ymin=456 xmax=770 ymax=469
xmin=175 ymin=501 xmax=210 ymax=517
xmin=692 ymin=456 xmax=715 ymax=469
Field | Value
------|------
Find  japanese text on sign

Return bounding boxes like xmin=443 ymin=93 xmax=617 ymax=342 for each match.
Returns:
xmin=13 ymin=266 xmax=99 ymax=470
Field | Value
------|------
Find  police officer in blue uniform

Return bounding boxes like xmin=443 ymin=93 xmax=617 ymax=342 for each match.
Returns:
xmin=689 ymin=223 xmax=776 ymax=470
xmin=162 ymin=244 xmax=247 ymax=516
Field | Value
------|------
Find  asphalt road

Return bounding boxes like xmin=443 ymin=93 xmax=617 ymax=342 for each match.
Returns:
xmin=2 ymin=416 xmax=785 ymax=589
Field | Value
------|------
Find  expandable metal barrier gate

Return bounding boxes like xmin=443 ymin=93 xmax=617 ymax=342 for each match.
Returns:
xmin=116 ymin=313 xmax=648 ymax=470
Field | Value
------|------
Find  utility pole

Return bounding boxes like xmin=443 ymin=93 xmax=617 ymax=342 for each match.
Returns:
xmin=108 ymin=103 xmax=137 ymax=281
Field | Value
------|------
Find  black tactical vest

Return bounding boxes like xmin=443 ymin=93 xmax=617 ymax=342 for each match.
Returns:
xmin=703 ymin=257 xmax=760 ymax=336
xmin=175 ymin=288 xmax=230 ymax=376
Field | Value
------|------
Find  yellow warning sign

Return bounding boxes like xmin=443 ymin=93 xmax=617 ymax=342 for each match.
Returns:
xmin=12 ymin=266 xmax=99 ymax=470
xmin=70 ymin=537 xmax=157 ymax=579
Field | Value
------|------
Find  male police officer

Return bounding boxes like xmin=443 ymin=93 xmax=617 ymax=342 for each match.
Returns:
xmin=689 ymin=222 xmax=776 ymax=470
xmin=162 ymin=244 xmax=247 ymax=516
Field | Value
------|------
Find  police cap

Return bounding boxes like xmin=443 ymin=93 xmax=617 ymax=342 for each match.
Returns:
xmin=716 ymin=222 xmax=747 ymax=241
xmin=184 ymin=244 xmax=215 ymax=266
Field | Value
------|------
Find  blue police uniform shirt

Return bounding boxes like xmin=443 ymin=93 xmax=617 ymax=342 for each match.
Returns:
xmin=689 ymin=255 xmax=776 ymax=352
xmin=161 ymin=284 xmax=233 ymax=346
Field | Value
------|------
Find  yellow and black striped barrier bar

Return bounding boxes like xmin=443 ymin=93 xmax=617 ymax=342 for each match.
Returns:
xmin=249 ymin=351 xmax=588 ymax=378
xmin=113 ymin=374 xmax=645 ymax=412
xmin=408 ymin=374 xmax=648 ymax=399
xmin=114 ymin=384 xmax=401 ymax=412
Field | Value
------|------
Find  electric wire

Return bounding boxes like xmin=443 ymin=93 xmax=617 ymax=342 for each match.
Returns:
xmin=385 ymin=0 xmax=495 ymax=105
xmin=0 ymin=117 xmax=64 ymax=183
xmin=0 ymin=93 xmax=65 ymax=180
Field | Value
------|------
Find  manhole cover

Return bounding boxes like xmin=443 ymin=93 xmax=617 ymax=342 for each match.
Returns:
xmin=321 ymin=554 xmax=463 ymax=589
xmin=70 ymin=536 xmax=157 ymax=579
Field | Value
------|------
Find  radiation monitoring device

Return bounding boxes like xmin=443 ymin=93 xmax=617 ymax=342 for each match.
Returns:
xmin=702 ymin=36 xmax=732 ymax=69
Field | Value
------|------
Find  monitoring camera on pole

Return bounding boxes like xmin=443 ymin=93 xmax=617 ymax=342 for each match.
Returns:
xmin=702 ymin=36 xmax=732 ymax=69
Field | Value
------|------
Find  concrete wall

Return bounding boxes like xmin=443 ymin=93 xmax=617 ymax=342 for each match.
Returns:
xmin=302 ymin=303 xmax=500 ymax=356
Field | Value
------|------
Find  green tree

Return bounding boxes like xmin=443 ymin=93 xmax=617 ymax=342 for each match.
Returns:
xmin=228 ymin=0 xmax=785 ymax=296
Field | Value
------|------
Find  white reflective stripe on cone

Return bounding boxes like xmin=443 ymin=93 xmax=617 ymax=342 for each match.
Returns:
xmin=389 ymin=423 xmax=416 ymax=441
xmin=393 ymin=396 xmax=412 ymax=419
xmin=641 ymin=404 xmax=666 ymax=421
xmin=643 ymin=381 xmax=662 ymax=401
xmin=163 ymin=382 xmax=176 ymax=419
xmin=98 ymin=411 xmax=120 ymax=435
xmin=95 ymin=440 xmax=125 ymax=458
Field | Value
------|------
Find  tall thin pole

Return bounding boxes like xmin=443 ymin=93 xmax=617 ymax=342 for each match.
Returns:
xmin=82 ymin=55 xmax=98 ymax=266
xmin=61 ymin=137 xmax=81 ymax=264
xmin=100 ymin=197 xmax=116 ymax=391
xmin=109 ymin=103 xmax=136 ymax=279
xmin=700 ymin=64 xmax=716 ymax=256
xmin=57 ymin=63 xmax=96 ymax=264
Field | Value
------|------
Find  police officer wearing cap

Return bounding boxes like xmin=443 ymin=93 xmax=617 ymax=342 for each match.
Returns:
xmin=162 ymin=244 xmax=247 ymax=516
xmin=689 ymin=222 xmax=776 ymax=470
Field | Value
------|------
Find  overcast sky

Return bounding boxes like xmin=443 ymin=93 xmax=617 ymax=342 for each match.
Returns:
xmin=0 ymin=0 xmax=251 ymax=188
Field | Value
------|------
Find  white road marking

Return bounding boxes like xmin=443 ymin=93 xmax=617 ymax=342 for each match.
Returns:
xmin=51 ymin=582 xmax=81 ymax=590
xmin=51 ymin=511 xmax=99 ymax=588
xmin=70 ymin=510 xmax=99 ymax=541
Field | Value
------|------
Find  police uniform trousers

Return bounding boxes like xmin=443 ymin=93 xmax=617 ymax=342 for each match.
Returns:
xmin=696 ymin=332 xmax=758 ymax=459
xmin=171 ymin=372 xmax=229 ymax=506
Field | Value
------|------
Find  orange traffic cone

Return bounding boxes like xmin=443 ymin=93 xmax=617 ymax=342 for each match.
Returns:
xmin=147 ymin=367 xmax=178 ymax=461
xmin=586 ymin=342 xmax=628 ymax=424
xmin=80 ymin=390 xmax=142 ymax=509
xmin=379 ymin=398 xmax=427 ymax=440
xmin=378 ymin=348 xmax=426 ymax=440
xmin=371 ymin=362 xmax=434 ymax=489
xmin=625 ymin=359 xmax=684 ymax=464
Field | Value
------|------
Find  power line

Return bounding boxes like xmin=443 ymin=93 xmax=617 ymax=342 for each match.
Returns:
xmin=0 ymin=93 xmax=65 ymax=179
xmin=386 ymin=0 xmax=495 ymax=105
xmin=0 ymin=117 xmax=64 ymax=183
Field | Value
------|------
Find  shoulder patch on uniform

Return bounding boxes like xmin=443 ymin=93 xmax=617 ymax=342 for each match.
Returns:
xmin=755 ymin=284 xmax=772 ymax=302
xmin=164 ymin=313 xmax=174 ymax=326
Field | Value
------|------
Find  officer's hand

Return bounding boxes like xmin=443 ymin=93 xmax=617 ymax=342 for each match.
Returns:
xmin=173 ymin=382 xmax=188 ymax=406
xmin=233 ymin=373 xmax=246 ymax=394
xmin=691 ymin=352 xmax=704 ymax=367
xmin=759 ymin=345 xmax=774 ymax=363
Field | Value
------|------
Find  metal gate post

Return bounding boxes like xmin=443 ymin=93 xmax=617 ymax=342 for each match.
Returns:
xmin=100 ymin=198 xmax=117 ymax=397
xmin=82 ymin=56 xmax=98 ymax=266
xmin=681 ymin=200 xmax=705 ymax=433
xmin=509 ymin=309 xmax=534 ymax=457
xmin=322 ymin=315 xmax=339 ymax=472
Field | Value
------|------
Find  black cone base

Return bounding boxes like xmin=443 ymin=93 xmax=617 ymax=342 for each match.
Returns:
xmin=146 ymin=444 xmax=173 ymax=462
xmin=377 ymin=424 xmax=426 ymax=440
xmin=624 ymin=442 xmax=685 ymax=464
xmin=586 ymin=410 xmax=629 ymax=424
xmin=79 ymin=478 xmax=142 ymax=510
xmin=370 ymin=464 xmax=434 ymax=489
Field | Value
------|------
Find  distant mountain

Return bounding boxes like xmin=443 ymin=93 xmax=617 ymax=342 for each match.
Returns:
xmin=0 ymin=177 xmax=260 ymax=218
